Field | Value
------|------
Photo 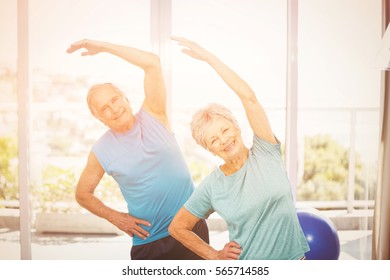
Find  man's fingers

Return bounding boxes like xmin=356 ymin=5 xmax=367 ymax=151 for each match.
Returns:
xmin=66 ymin=40 xmax=84 ymax=52
xmin=137 ymin=225 xmax=150 ymax=237
xmin=128 ymin=218 xmax=151 ymax=240
xmin=132 ymin=226 xmax=150 ymax=240
xmin=66 ymin=39 xmax=90 ymax=54
xmin=66 ymin=45 xmax=78 ymax=54
xmin=135 ymin=218 xmax=151 ymax=227
xmin=182 ymin=49 xmax=193 ymax=56
xmin=81 ymin=51 xmax=92 ymax=56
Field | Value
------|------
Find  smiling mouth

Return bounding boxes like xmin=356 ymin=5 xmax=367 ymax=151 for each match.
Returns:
xmin=113 ymin=110 xmax=125 ymax=120
xmin=224 ymin=141 xmax=235 ymax=152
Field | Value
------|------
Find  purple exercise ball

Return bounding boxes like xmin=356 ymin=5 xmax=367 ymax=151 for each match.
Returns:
xmin=296 ymin=208 xmax=340 ymax=260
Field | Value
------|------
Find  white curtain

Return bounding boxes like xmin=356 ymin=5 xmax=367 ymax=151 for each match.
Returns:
xmin=372 ymin=0 xmax=390 ymax=260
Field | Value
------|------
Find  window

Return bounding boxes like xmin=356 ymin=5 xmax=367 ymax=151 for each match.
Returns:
xmin=0 ymin=0 xmax=18 ymax=258
xmin=296 ymin=0 xmax=381 ymax=212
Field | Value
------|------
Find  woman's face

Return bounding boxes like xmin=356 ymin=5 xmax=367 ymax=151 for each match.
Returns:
xmin=204 ymin=117 xmax=244 ymax=160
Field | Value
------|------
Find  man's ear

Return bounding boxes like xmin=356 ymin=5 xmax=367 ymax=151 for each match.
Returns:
xmin=91 ymin=110 xmax=106 ymax=125
xmin=96 ymin=115 xmax=107 ymax=126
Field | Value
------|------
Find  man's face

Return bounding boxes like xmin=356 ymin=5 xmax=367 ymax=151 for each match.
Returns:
xmin=90 ymin=87 xmax=134 ymax=133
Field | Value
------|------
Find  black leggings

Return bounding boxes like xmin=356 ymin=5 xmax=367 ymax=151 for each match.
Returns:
xmin=130 ymin=219 xmax=209 ymax=260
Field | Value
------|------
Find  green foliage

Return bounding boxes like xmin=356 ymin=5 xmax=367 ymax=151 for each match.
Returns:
xmin=0 ymin=136 xmax=124 ymax=213
xmin=189 ymin=161 xmax=214 ymax=185
xmin=297 ymin=134 xmax=366 ymax=201
xmin=0 ymin=133 xmax=376 ymax=213
xmin=0 ymin=136 xmax=18 ymax=200
xmin=33 ymin=165 xmax=123 ymax=214
xmin=92 ymin=174 xmax=124 ymax=210
xmin=32 ymin=165 xmax=78 ymax=213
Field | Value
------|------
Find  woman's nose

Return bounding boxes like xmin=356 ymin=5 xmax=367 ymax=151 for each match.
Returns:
xmin=220 ymin=135 xmax=228 ymax=146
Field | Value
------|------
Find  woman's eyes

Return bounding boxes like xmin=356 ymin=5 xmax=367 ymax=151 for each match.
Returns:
xmin=209 ymin=127 xmax=230 ymax=146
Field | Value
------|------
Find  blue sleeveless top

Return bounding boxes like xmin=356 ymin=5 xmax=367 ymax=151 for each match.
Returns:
xmin=93 ymin=109 xmax=194 ymax=245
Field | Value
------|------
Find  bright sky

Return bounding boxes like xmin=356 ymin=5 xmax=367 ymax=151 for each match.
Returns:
xmin=0 ymin=0 xmax=382 ymax=106
xmin=0 ymin=0 xmax=150 ymax=87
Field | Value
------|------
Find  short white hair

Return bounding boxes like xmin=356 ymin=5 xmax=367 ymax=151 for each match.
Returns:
xmin=190 ymin=103 xmax=238 ymax=149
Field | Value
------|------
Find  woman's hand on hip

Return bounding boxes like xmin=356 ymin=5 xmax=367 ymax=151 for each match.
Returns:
xmin=216 ymin=241 xmax=242 ymax=260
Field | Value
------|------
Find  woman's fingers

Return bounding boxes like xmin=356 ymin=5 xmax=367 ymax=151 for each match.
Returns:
xmin=171 ymin=36 xmax=189 ymax=44
xmin=218 ymin=241 xmax=242 ymax=259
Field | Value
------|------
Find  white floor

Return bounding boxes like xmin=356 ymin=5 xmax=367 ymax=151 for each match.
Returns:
xmin=0 ymin=229 xmax=372 ymax=260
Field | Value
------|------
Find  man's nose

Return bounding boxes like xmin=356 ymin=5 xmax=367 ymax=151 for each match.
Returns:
xmin=111 ymin=103 xmax=120 ymax=113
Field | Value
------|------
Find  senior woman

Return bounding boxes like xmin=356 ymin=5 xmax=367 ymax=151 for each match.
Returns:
xmin=169 ymin=37 xmax=310 ymax=260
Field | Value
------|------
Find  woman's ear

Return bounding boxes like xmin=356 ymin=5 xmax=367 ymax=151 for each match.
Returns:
xmin=206 ymin=147 xmax=216 ymax=156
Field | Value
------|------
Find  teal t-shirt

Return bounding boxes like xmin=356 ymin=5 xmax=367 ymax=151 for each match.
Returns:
xmin=185 ymin=135 xmax=309 ymax=259
xmin=93 ymin=109 xmax=195 ymax=246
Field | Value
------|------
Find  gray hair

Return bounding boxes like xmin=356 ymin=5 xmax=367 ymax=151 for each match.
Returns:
xmin=190 ymin=103 xmax=238 ymax=149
